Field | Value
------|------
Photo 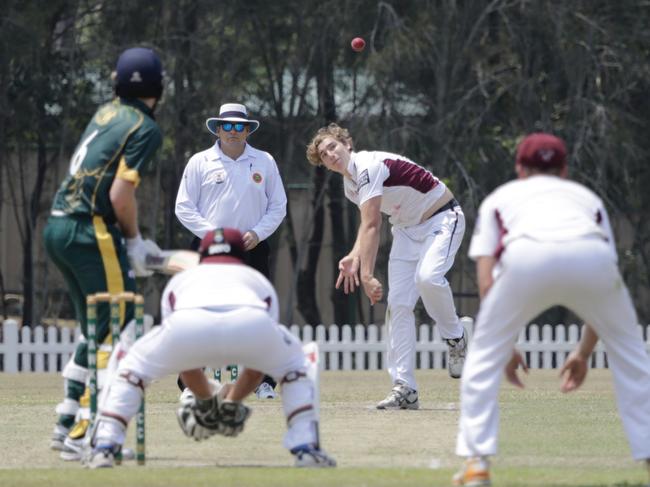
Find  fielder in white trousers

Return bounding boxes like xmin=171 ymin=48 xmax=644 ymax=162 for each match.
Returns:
xmin=457 ymin=237 xmax=650 ymax=460
xmin=454 ymin=133 xmax=650 ymax=486
xmin=88 ymin=228 xmax=334 ymax=468
xmin=98 ymin=307 xmax=319 ymax=452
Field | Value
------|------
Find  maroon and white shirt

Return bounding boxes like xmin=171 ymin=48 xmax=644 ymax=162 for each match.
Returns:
xmin=160 ymin=262 xmax=279 ymax=322
xmin=469 ymin=175 xmax=616 ymax=261
xmin=343 ymin=150 xmax=447 ymax=228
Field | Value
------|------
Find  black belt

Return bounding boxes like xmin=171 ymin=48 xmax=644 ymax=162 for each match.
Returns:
xmin=431 ymin=198 xmax=459 ymax=218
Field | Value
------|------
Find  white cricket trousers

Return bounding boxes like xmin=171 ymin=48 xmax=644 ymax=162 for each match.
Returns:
xmin=99 ymin=307 xmax=318 ymax=450
xmin=119 ymin=307 xmax=305 ymax=379
xmin=386 ymin=207 xmax=465 ymax=390
xmin=456 ymin=237 xmax=650 ymax=461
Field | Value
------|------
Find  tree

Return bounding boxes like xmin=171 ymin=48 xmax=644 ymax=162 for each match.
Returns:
xmin=1 ymin=1 xmax=93 ymax=325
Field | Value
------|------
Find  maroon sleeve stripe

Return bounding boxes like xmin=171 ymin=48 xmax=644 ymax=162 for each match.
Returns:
xmin=382 ymin=158 xmax=439 ymax=193
xmin=494 ymin=209 xmax=508 ymax=260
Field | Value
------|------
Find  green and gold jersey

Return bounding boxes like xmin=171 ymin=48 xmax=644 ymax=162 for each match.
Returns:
xmin=51 ymin=98 xmax=162 ymax=222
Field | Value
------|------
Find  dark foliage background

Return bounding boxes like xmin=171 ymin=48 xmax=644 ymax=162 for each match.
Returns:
xmin=1 ymin=0 xmax=649 ymax=326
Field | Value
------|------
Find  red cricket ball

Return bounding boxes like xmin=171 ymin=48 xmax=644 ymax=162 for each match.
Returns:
xmin=351 ymin=37 xmax=366 ymax=52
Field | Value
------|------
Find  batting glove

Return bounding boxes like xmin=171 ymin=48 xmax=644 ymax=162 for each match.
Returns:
xmin=126 ymin=234 xmax=160 ymax=277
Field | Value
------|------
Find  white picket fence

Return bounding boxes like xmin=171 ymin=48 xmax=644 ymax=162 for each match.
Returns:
xmin=1 ymin=316 xmax=649 ymax=373
xmin=0 ymin=316 xmax=155 ymax=373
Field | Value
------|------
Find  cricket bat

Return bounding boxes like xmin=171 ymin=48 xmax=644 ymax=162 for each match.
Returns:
xmin=145 ymin=250 xmax=200 ymax=275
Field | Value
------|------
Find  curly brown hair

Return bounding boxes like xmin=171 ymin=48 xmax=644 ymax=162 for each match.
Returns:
xmin=305 ymin=123 xmax=354 ymax=166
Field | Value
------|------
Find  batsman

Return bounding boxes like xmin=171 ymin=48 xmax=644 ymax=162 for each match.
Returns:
xmin=43 ymin=47 xmax=164 ymax=457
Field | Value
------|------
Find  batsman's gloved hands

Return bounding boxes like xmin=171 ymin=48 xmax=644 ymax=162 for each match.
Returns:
xmin=218 ymin=400 xmax=252 ymax=437
xmin=126 ymin=234 xmax=161 ymax=277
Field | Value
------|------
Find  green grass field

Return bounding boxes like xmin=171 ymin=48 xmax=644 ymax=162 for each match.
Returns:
xmin=0 ymin=370 xmax=646 ymax=486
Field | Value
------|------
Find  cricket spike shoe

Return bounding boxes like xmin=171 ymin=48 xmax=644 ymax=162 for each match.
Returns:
xmin=446 ymin=330 xmax=467 ymax=379
xmin=49 ymin=424 xmax=70 ymax=451
xmin=376 ymin=382 xmax=419 ymax=410
xmin=452 ymin=457 xmax=491 ymax=486
xmin=255 ymin=382 xmax=277 ymax=399
xmin=83 ymin=443 xmax=118 ymax=469
xmin=291 ymin=444 xmax=337 ymax=468
xmin=59 ymin=418 xmax=89 ymax=461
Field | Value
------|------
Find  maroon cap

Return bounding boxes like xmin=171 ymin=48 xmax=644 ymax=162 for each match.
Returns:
xmin=199 ymin=228 xmax=246 ymax=264
xmin=516 ymin=133 xmax=567 ymax=170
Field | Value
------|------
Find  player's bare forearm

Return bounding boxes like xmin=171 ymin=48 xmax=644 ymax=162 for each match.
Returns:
xmin=358 ymin=197 xmax=383 ymax=304
xmin=358 ymin=197 xmax=382 ymax=281
xmin=504 ymin=349 xmax=529 ymax=389
xmin=180 ymin=368 xmax=213 ymax=400
xmin=349 ymin=232 xmax=362 ymax=257
xmin=559 ymin=325 xmax=598 ymax=393
xmin=476 ymin=256 xmax=497 ymax=299
xmin=577 ymin=324 xmax=599 ymax=358
xmin=225 ymin=368 xmax=264 ymax=402
xmin=110 ymin=177 xmax=139 ymax=238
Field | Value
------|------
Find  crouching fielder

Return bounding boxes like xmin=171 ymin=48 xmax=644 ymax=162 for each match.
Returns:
xmin=85 ymin=228 xmax=336 ymax=468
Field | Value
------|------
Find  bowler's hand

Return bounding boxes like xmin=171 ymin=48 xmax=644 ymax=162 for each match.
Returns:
xmin=504 ymin=350 xmax=528 ymax=389
xmin=243 ymin=231 xmax=259 ymax=251
xmin=559 ymin=351 xmax=589 ymax=393
xmin=361 ymin=276 xmax=383 ymax=305
xmin=336 ymin=255 xmax=360 ymax=294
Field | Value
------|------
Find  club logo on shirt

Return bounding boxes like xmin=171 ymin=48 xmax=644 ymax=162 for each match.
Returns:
xmin=206 ymin=170 xmax=226 ymax=184
xmin=358 ymin=169 xmax=370 ymax=189
xmin=252 ymin=172 xmax=263 ymax=184
xmin=95 ymin=106 xmax=117 ymax=125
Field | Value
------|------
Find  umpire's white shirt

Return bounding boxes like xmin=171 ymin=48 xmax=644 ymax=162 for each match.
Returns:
xmin=175 ymin=142 xmax=287 ymax=240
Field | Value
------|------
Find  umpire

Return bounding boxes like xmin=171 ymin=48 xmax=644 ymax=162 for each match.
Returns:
xmin=175 ymin=103 xmax=287 ymax=398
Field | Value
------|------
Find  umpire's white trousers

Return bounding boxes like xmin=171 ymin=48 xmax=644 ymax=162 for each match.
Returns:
xmin=456 ymin=237 xmax=650 ymax=461
xmin=386 ymin=206 xmax=465 ymax=390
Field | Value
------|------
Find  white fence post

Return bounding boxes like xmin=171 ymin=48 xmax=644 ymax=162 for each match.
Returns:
xmin=1 ymin=319 xmax=19 ymax=373
xmin=0 ymin=316 xmax=154 ymax=373
xmin=368 ymin=325 xmax=379 ymax=370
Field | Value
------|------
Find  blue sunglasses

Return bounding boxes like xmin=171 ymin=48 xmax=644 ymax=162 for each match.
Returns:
xmin=220 ymin=122 xmax=248 ymax=132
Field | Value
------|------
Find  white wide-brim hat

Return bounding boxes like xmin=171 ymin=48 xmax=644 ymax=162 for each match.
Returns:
xmin=206 ymin=103 xmax=260 ymax=136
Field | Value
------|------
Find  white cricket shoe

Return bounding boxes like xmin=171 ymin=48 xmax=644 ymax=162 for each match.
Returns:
xmin=376 ymin=382 xmax=419 ymax=410
xmin=50 ymin=424 xmax=70 ymax=451
xmin=452 ymin=456 xmax=491 ymax=486
xmin=59 ymin=435 xmax=85 ymax=461
xmin=255 ymin=382 xmax=277 ymax=399
xmin=292 ymin=444 xmax=337 ymax=467
xmin=447 ymin=330 xmax=467 ymax=379
xmin=83 ymin=445 xmax=116 ymax=469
